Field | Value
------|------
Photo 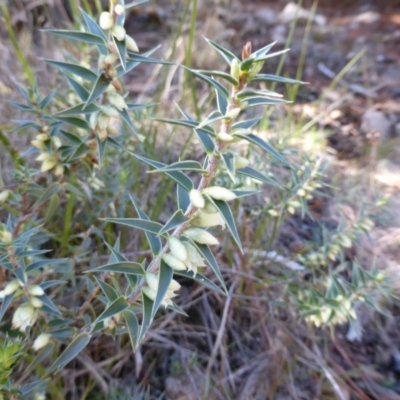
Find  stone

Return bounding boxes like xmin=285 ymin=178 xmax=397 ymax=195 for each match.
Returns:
xmin=278 ymin=2 xmax=326 ymax=26
xmin=360 ymin=108 xmax=392 ymax=141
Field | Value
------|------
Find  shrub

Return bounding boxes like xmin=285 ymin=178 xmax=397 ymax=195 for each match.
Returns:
xmin=0 ymin=0 xmax=390 ymax=397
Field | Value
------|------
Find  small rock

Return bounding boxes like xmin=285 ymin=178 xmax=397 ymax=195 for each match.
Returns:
xmin=361 ymin=108 xmax=392 ymax=141
xmin=355 ymin=11 xmax=380 ymax=24
xmin=279 ymin=2 xmax=326 ymax=26
xmin=256 ymin=7 xmax=276 ymax=25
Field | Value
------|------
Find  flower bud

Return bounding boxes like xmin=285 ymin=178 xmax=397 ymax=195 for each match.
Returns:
xmin=142 ymin=286 xmax=157 ymax=301
xmin=202 ymin=201 xmax=218 ymax=214
xmin=217 ymin=132 xmax=234 ymax=142
xmin=203 ymin=186 xmax=237 ymax=202
xmin=125 ymin=35 xmax=139 ymax=52
xmin=32 ymin=333 xmax=51 ymax=351
xmin=168 ymin=237 xmax=187 ymax=261
xmin=41 ymin=157 xmax=57 ymax=172
xmin=162 ymin=254 xmax=187 ymax=271
xmin=30 ymin=296 xmax=43 ymax=308
xmin=0 ymin=190 xmax=10 ymax=203
xmin=234 ymin=156 xmax=249 ymax=169
xmin=225 ymin=107 xmax=241 ymax=120
xmin=12 ymin=303 xmax=38 ymax=332
xmin=54 ymin=164 xmax=64 ymax=176
xmin=112 ymin=25 xmax=126 ymax=41
xmin=4 ymin=280 xmax=20 ymax=296
xmin=192 ymin=211 xmax=225 ymax=229
xmin=105 ymin=53 xmax=118 ymax=65
xmin=114 ymin=4 xmax=125 ymax=15
xmin=99 ymin=11 xmax=114 ymax=30
xmin=0 ymin=290 xmax=5 ymax=299
xmin=107 ymin=92 xmax=128 ymax=110
xmin=103 ymin=313 xmax=121 ymax=330
xmin=98 ymin=105 xmax=120 ymax=117
xmin=28 ymin=285 xmax=45 ymax=297
xmin=268 ymin=209 xmax=279 ymax=217
xmin=0 ymin=231 xmax=12 ymax=245
xmin=230 ymin=58 xmax=240 ymax=81
xmin=183 ymin=242 xmax=206 ymax=267
xmin=189 ymin=189 xmax=205 ymax=209
xmin=248 ymin=61 xmax=264 ymax=79
xmin=145 ymin=272 xmax=160 ymax=292
xmin=98 ymin=129 xmax=108 ymax=142
xmin=183 ymin=228 xmax=219 ymax=246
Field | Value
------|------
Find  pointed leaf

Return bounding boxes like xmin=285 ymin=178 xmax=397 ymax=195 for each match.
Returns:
xmin=220 ymin=152 xmax=235 ymax=182
xmin=158 ymin=209 xmax=188 ymax=236
xmin=104 ymin=218 xmax=162 ymax=234
xmin=216 ymin=87 xmax=228 ymax=115
xmin=65 ymin=75 xmax=89 ymax=101
xmin=43 ymin=30 xmax=107 ymax=46
xmin=95 ymin=296 xmax=129 ymax=324
xmin=81 ymin=9 xmax=108 ymax=54
xmin=173 ymin=269 xmax=226 ymax=295
xmin=152 ymin=261 xmax=173 ymax=319
xmin=231 ymin=190 xmax=260 ymax=198
xmin=54 ymin=102 xmax=98 ymax=117
xmin=250 ymin=74 xmax=306 ymax=85
xmin=255 ymin=48 xmax=290 ymax=61
xmin=44 ymin=60 xmax=98 ymax=82
xmin=207 ymin=198 xmax=242 ymax=252
xmin=193 ymin=243 xmax=228 ymax=294
xmin=237 ymin=166 xmax=282 ymax=188
xmin=194 ymin=69 xmax=238 ymax=86
xmin=129 ymin=195 xmax=161 ymax=255
xmin=151 ymin=160 xmax=206 ymax=173
xmin=240 ymin=96 xmax=289 ymax=107
xmin=84 ymin=73 xmax=112 ymax=108
xmin=26 ymin=258 xmax=69 ymax=273
xmin=113 ymin=36 xmax=127 ymax=71
xmin=252 ymin=41 xmax=277 ymax=58
xmin=131 ymin=153 xmax=193 ymax=191
xmin=87 ymin=262 xmax=145 ymax=275
xmin=138 ymin=292 xmax=154 ymax=345
xmin=48 ymin=333 xmax=91 ymax=373
xmin=33 ymin=183 xmax=61 ymax=208
xmin=0 ymin=294 xmax=14 ymax=323
xmin=95 ymin=277 xmax=119 ymax=302
xmin=235 ymin=133 xmax=290 ymax=167
xmin=232 ymin=118 xmax=261 ymax=131
xmin=204 ymin=37 xmax=238 ymax=65
xmin=55 ymin=116 xmax=90 ymax=130
xmin=177 ymin=185 xmax=190 ymax=212
xmin=123 ymin=309 xmax=139 ymax=350
xmin=183 ymin=67 xmax=229 ymax=99
xmin=118 ymin=108 xmax=137 ymax=133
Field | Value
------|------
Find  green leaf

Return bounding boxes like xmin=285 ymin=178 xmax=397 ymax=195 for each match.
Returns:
xmin=174 ymin=269 xmax=226 ymax=295
xmin=25 ymin=258 xmax=69 ymax=273
xmin=138 ymin=291 xmax=154 ymax=345
xmin=95 ymin=296 xmax=129 ymax=324
xmin=7 ymin=100 xmax=34 ymax=112
xmin=38 ymin=294 xmax=61 ymax=315
xmin=250 ymin=74 xmax=306 ymax=85
xmin=154 ymin=117 xmax=199 ymax=129
xmin=33 ymin=182 xmax=61 ymax=208
xmin=167 ymin=302 xmax=188 ymax=316
xmin=104 ymin=218 xmax=162 ymax=235
xmin=0 ymin=294 xmax=14 ymax=323
xmin=151 ymin=160 xmax=207 ymax=174
xmin=203 ymin=37 xmax=238 ymax=65
xmin=48 ymin=333 xmax=91 ymax=373
xmin=54 ymin=102 xmax=98 ymax=117
xmin=152 ymin=261 xmax=173 ymax=319
xmin=123 ymin=309 xmax=139 ymax=350
xmin=235 ymin=133 xmax=290 ymax=167
xmin=177 ymin=185 xmax=190 ymax=212
xmin=232 ymin=118 xmax=261 ymax=131
xmin=39 ymin=90 xmax=56 ymax=109
xmin=183 ymin=66 xmax=229 ymax=99
xmin=87 ymin=261 xmax=145 ymax=275
xmin=194 ymin=69 xmax=238 ymax=86
xmin=129 ymin=195 xmax=162 ymax=255
xmin=220 ymin=152 xmax=235 ymax=182
xmin=158 ymin=209 xmax=188 ymax=236
xmin=44 ymin=194 xmax=60 ymax=223
xmin=118 ymin=108 xmax=137 ymax=133
xmin=231 ymin=190 xmax=260 ymax=198
xmin=236 ymin=89 xmax=282 ymax=100
xmin=216 ymin=87 xmax=228 ymax=115
xmin=44 ymin=59 xmax=98 ymax=82
xmin=84 ymin=73 xmax=112 ymax=108
xmin=132 ymin=153 xmax=193 ymax=191
xmin=113 ymin=36 xmax=127 ymax=71
xmin=237 ymin=166 xmax=282 ymax=188
xmin=66 ymin=142 xmax=89 ymax=162
xmin=255 ymin=49 xmax=290 ymax=61
xmin=80 ymin=9 xmax=108 ymax=54
xmin=240 ymin=96 xmax=288 ymax=107
xmin=251 ymin=41 xmax=276 ymax=58
xmin=64 ymin=75 xmax=89 ymax=101
xmin=43 ymin=29 xmax=107 ymax=46
xmin=174 ymin=103 xmax=215 ymax=153
xmin=193 ymin=243 xmax=227 ymax=294
xmin=207 ymin=198 xmax=242 ymax=252
xmin=95 ymin=277 xmax=119 ymax=302
xmin=240 ymin=57 xmax=255 ymax=72
xmin=55 ymin=116 xmax=90 ymax=130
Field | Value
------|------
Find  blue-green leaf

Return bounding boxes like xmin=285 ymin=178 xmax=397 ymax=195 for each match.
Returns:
xmin=104 ymin=218 xmax=162 ymax=235
xmin=84 ymin=73 xmax=112 ymax=108
xmin=33 ymin=183 xmax=61 ymax=208
xmin=192 ymin=243 xmax=227 ymax=294
xmin=138 ymin=292 xmax=154 ymax=345
xmin=118 ymin=108 xmax=137 ymax=133
xmin=220 ymin=152 xmax=235 ymax=182
xmin=95 ymin=277 xmax=119 ymax=302
xmin=0 ymin=294 xmax=14 ymax=323
xmin=80 ymin=9 xmax=108 ymax=54
xmin=129 ymin=195 xmax=162 ymax=255
xmin=54 ymin=103 xmax=98 ymax=117
xmin=177 ymin=185 xmax=190 ymax=212
xmin=65 ymin=75 xmax=89 ymax=101
xmin=123 ymin=309 xmax=139 ymax=350
xmin=151 ymin=160 xmax=206 ymax=173
xmin=158 ymin=209 xmax=188 ymax=236
xmin=194 ymin=69 xmax=238 ymax=86
xmin=43 ymin=30 xmax=107 ymax=46
xmin=151 ymin=261 xmax=173 ymax=319
xmin=216 ymin=87 xmax=228 ymax=115
xmin=113 ymin=36 xmax=127 ymax=71
xmin=240 ymin=96 xmax=288 ymax=107
xmin=235 ymin=133 xmax=290 ymax=167
xmin=174 ymin=269 xmax=226 ymax=295
xmin=207 ymin=198 xmax=242 ymax=252
xmin=237 ymin=166 xmax=282 ymax=188
xmin=183 ymin=67 xmax=229 ymax=99
xmin=95 ymin=296 xmax=129 ymax=324
xmin=44 ymin=60 xmax=98 ymax=82
xmin=48 ymin=333 xmax=91 ymax=373
xmin=251 ymin=41 xmax=276 ymax=58
xmin=250 ymin=74 xmax=306 ymax=85
xmin=232 ymin=118 xmax=261 ymax=131
xmin=26 ymin=258 xmax=69 ymax=273
xmin=132 ymin=153 xmax=193 ymax=191
xmin=55 ymin=116 xmax=90 ymax=130
xmin=87 ymin=261 xmax=145 ymax=275
xmin=203 ymin=37 xmax=238 ymax=65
